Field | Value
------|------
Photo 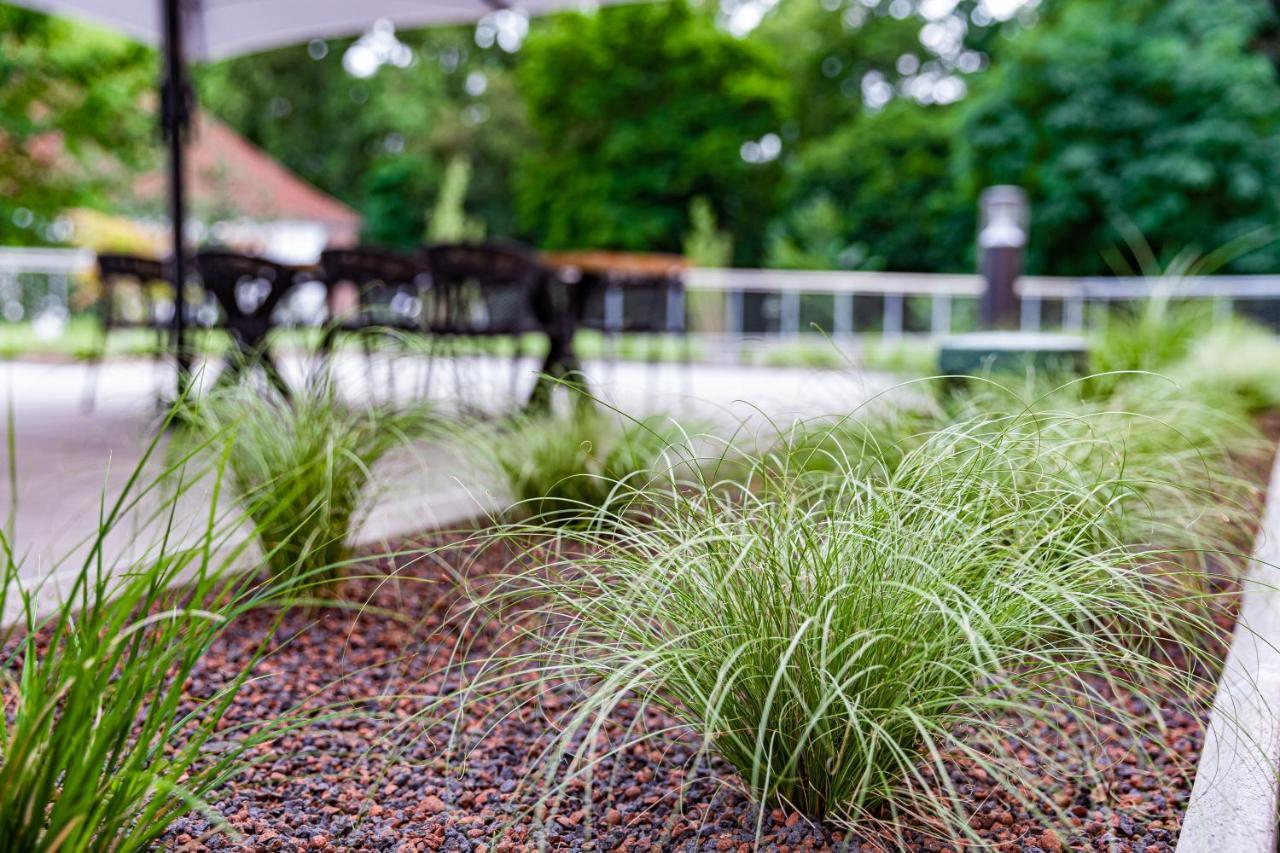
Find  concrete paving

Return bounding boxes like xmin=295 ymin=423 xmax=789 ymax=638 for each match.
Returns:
xmin=1178 ymin=450 xmax=1280 ymax=852
xmin=0 ymin=353 xmax=901 ymax=616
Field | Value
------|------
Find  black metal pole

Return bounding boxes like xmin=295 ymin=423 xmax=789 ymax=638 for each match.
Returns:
xmin=161 ymin=0 xmax=191 ymax=393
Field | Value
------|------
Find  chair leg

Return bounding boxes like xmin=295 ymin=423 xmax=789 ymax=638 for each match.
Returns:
xmin=420 ymin=336 xmax=438 ymax=401
xmin=79 ymin=337 xmax=108 ymax=413
xmin=261 ymin=350 xmax=291 ymax=399
xmin=510 ymin=336 xmax=524 ymax=404
xmin=452 ymin=338 xmax=466 ymax=412
xmin=80 ymin=298 xmax=119 ymax=412
xmin=386 ymin=335 xmax=400 ymax=405
xmin=357 ymin=332 xmax=377 ymax=400
xmin=314 ymin=326 xmax=339 ymax=386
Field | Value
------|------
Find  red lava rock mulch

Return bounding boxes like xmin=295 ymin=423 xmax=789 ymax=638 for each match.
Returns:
xmin=160 ymin=527 xmax=1238 ymax=853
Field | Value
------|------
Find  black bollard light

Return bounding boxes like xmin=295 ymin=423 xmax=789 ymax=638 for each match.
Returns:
xmin=977 ymin=186 xmax=1028 ymax=329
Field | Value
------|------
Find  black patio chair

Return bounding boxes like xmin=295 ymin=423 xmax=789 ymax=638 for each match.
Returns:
xmin=82 ymin=254 xmax=170 ymax=411
xmin=195 ymin=250 xmax=301 ymax=396
xmin=318 ymin=246 xmax=430 ymax=397
xmin=424 ymin=241 xmax=549 ymax=404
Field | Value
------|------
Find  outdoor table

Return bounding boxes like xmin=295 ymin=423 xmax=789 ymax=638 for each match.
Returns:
xmin=532 ymin=251 xmax=688 ymax=407
xmin=197 ymin=256 xmax=319 ymax=396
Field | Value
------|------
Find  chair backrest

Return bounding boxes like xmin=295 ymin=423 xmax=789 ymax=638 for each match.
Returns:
xmin=96 ymin=254 xmax=170 ymax=329
xmin=320 ymin=246 xmax=428 ymax=328
xmin=98 ymin=254 xmax=166 ymax=284
xmin=425 ymin=241 xmax=544 ymax=335
xmin=320 ymin=247 xmax=423 ymax=289
xmin=195 ymin=251 xmax=298 ymax=345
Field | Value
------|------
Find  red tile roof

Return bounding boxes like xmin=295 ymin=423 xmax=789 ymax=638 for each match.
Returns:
xmin=135 ymin=113 xmax=362 ymax=228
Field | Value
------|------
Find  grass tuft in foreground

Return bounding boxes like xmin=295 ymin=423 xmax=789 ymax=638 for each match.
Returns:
xmin=178 ymin=375 xmax=431 ymax=591
xmin=0 ymin=414 xmax=289 ymax=851
xmin=456 ymin=397 xmax=1241 ymax=842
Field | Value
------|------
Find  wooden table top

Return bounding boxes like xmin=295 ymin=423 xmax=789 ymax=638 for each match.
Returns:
xmin=539 ymin=250 xmax=688 ymax=278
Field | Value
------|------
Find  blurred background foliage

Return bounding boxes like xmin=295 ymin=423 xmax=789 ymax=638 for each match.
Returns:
xmin=0 ymin=4 xmax=153 ymax=246
xmin=7 ymin=0 xmax=1280 ymax=273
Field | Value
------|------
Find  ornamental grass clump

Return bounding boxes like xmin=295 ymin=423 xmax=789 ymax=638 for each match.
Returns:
xmin=481 ymin=404 xmax=693 ymax=527
xmin=0 ymin=417 xmax=285 ymax=851
xmin=461 ymin=403 xmax=1235 ymax=841
xmin=181 ymin=376 xmax=429 ymax=590
xmin=776 ymin=377 xmax=1260 ymax=555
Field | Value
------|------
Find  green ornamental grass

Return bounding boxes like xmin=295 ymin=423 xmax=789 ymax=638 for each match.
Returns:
xmin=458 ymin=399 xmax=1241 ymax=842
xmin=181 ymin=376 xmax=430 ymax=590
xmin=481 ymin=404 xmax=692 ymax=527
xmin=0 ymin=416 xmax=287 ymax=851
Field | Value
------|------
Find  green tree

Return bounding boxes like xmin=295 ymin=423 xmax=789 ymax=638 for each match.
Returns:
xmin=0 ymin=5 xmax=153 ymax=245
xmin=515 ymin=1 xmax=787 ymax=263
xmin=959 ymin=0 xmax=1280 ymax=275
xmin=199 ymin=25 xmax=531 ymax=246
xmin=750 ymin=0 xmax=1021 ymax=144
xmin=768 ymin=99 xmax=972 ymax=271
xmin=427 ymin=154 xmax=485 ymax=241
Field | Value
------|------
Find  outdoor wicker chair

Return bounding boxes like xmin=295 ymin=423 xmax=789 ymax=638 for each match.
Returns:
xmin=318 ymin=245 xmax=430 ymax=396
xmin=82 ymin=254 xmax=172 ymax=410
xmin=195 ymin=250 xmax=301 ymax=396
xmin=423 ymin=241 xmax=549 ymax=403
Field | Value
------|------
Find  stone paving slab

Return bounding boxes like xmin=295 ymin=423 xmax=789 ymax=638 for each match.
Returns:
xmin=0 ymin=354 xmax=900 ymax=619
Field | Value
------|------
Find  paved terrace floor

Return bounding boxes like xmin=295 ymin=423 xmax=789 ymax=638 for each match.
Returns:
xmin=0 ymin=353 xmax=902 ymax=618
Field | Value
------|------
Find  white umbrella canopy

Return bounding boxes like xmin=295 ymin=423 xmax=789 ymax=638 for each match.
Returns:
xmin=10 ymin=0 xmax=622 ymax=389
xmin=12 ymin=0 xmax=608 ymax=60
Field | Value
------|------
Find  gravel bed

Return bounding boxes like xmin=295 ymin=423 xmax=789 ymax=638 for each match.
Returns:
xmin=157 ymin=524 xmax=1244 ymax=853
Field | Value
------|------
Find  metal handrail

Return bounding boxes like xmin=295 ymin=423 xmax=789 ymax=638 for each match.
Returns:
xmin=9 ymin=248 xmax=1280 ymax=340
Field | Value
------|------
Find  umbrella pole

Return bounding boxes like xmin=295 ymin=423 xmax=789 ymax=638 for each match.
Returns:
xmin=161 ymin=0 xmax=191 ymax=395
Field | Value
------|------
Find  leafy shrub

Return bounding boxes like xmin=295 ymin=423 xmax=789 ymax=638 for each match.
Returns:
xmin=180 ymin=377 xmax=429 ymax=590
xmin=464 ymin=399 xmax=1243 ymax=839
xmin=0 ymin=424 xmax=282 ymax=851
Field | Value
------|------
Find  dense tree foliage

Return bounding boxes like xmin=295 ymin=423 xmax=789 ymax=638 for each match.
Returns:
xmin=8 ymin=0 xmax=1280 ymax=277
xmin=199 ymin=26 xmax=529 ymax=248
xmin=0 ymin=5 xmax=153 ymax=245
xmin=960 ymin=0 xmax=1280 ymax=274
xmin=514 ymin=2 xmax=786 ymax=263
xmin=768 ymin=100 xmax=971 ymax=271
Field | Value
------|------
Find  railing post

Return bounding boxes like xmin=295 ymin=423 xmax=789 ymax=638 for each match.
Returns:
xmin=780 ymin=290 xmax=800 ymax=336
xmin=604 ymin=282 xmax=624 ymax=333
xmin=1064 ymin=296 xmax=1084 ymax=332
xmin=1020 ymin=296 xmax=1041 ymax=332
xmin=667 ymin=280 xmax=685 ymax=333
xmin=931 ymin=294 xmax=951 ymax=337
xmin=883 ymin=294 xmax=904 ymax=340
xmin=725 ymin=288 xmax=743 ymax=337
xmin=833 ymin=292 xmax=853 ymax=336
